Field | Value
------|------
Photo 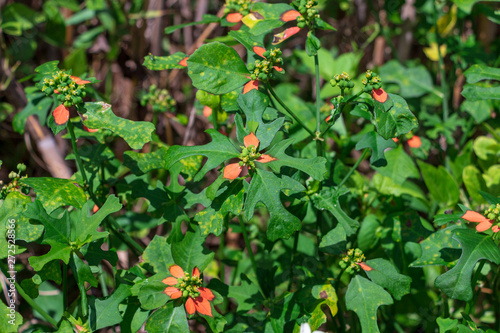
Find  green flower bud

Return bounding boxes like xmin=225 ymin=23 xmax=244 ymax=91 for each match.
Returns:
xmin=247 ymin=63 xmax=255 ymax=71
xmin=297 ymin=21 xmax=306 ymax=28
xmin=17 ymin=163 xmax=26 ymax=172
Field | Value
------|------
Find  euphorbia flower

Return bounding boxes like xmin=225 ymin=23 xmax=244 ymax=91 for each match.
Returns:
xmin=243 ymin=47 xmax=284 ymax=94
xmin=407 ymin=135 xmax=422 ymax=148
xmin=162 ymin=265 xmax=215 ymax=317
xmin=371 ymin=88 xmax=388 ymax=103
xmin=462 ymin=206 xmax=500 ymax=233
xmin=223 ymin=132 xmax=276 ymax=180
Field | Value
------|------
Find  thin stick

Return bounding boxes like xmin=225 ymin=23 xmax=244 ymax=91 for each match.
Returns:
xmin=337 ymin=149 xmax=369 ymax=188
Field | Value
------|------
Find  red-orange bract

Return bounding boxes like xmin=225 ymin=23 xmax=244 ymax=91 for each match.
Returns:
xmin=371 ymin=88 xmax=388 ymax=103
xmin=462 ymin=210 xmax=499 ymax=233
xmin=162 ymin=265 xmax=215 ymax=317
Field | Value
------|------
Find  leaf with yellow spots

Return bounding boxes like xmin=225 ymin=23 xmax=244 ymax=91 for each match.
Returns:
xmin=143 ymin=52 xmax=188 ymax=70
xmin=187 ymin=42 xmax=250 ymax=95
xmin=364 ymin=258 xmax=412 ymax=301
xmin=312 ymin=283 xmax=338 ymax=318
xmin=346 ymin=275 xmax=393 ymax=333
xmin=83 ymin=102 xmax=155 ymax=149
xmin=410 ymin=225 xmax=464 ymax=267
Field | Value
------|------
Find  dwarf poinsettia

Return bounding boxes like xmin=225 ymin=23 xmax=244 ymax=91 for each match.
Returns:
xmin=162 ymin=265 xmax=215 ymax=317
xmin=462 ymin=204 xmax=500 ymax=233
xmin=40 ymin=72 xmax=92 ymax=125
xmin=243 ymin=47 xmax=285 ymax=94
xmin=223 ymin=132 xmax=276 ymax=180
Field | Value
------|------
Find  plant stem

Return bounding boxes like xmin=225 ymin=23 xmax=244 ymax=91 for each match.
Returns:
xmin=62 ymin=263 xmax=68 ymax=308
xmin=314 ymin=53 xmax=323 ymax=157
xmin=219 ymin=231 xmax=225 ymax=284
xmin=107 ymin=216 xmax=144 ymax=255
xmin=238 ymin=216 xmax=266 ymax=298
xmin=266 ymin=83 xmax=315 ymax=137
xmin=337 ymin=149 xmax=369 ymax=188
xmin=16 ymin=282 xmax=59 ymax=327
xmin=484 ymin=122 xmax=500 ymax=142
xmin=288 ymin=231 xmax=299 ymax=292
xmin=433 ymin=2 xmax=449 ymax=122
xmin=98 ymin=264 xmax=109 ymax=297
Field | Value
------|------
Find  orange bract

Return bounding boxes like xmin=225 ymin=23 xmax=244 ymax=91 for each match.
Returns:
xmin=407 ymin=135 xmax=422 ymax=148
xmin=272 ymin=26 xmax=301 ymax=45
xmin=281 ymin=10 xmax=301 ymax=22
xmin=223 ymin=163 xmax=243 ymax=180
xmin=169 ymin=265 xmax=185 ymax=278
xmin=70 ymin=76 xmax=91 ymax=85
xmin=357 ymin=262 xmax=373 ymax=271
xmin=462 ymin=210 xmax=497 ymax=233
xmin=253 ymin=46 xmax=266 ymax=58
xmin=243 ymin=80 xmax=259 ymax=94
xmin=226 ymin=12 xmax=243 ymax=23
xmin=372 ymin=88 xmax=388 ymax=103
xmin=203 ymin=106 xmax=213 ymax=117
xmin=257 ymin=154 xmax=276 ymax=163
xmin=244 ymin=132 xmax=259 ymax=148
xmin=53 ymin=104 xmax=70 ymax=125
xmin=179 ymin=57 xmax=188 ymax=67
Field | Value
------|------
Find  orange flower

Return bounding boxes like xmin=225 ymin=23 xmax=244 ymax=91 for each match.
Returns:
xmin=407 ymin=135 xmax=421 ymax=148
xmin=356 ymin=262 xmax=373 ymax=271
xmin=272 ymin=10 xmax=303 ymax=44
xmin=462 ymin=210 xmax=500 ymax=233
xmin=52 ymin=75 xmax=91 ymax=125
xmin=162 ymin=265 xmax=215 ymax=317
xmin=223 ymin=133 xmax=276 ymax=180
xmin=243 ymin=47 xmax=285 ymax=94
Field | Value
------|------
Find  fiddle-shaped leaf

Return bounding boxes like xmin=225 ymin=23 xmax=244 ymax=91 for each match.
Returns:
xmin=187 ymin=42 xmax=250 ymax=95
xmin=143 ymin=52 xmax=188 ymax=70
xmin=355 ymin=131 xmax=397 ymax=167
xmin=312 ymin=187 xmax=360 ymax=236
xmin=145 ymin=302 xmax=189 ymax=333
xmin=165 ymin=15 xmax=219 ymax=34
xmin=89 ymin=283 xmax=132 ymax=330
xmin=171 ymin=224 xmax=215 ymax=272
xmin=346 ymin=275 xmax=393 ymax=333
xmin=142 ymin=235 xmax=175 ymax=274
xmin=245 ymin=3 xmax=295 ymax=35
xmin=374 ymin=94 xmax=418 ymax=140
xmin=21 ymin=177 xmax=87 ymax=213
xmin=435 ymin=228 xmax=500 ymax=301
xmin=364 ymin=258 xmax=412 ymax=301
xmin=83 ymin=102 xmax=155 ymax=149
xmin=245 ymin=168 xmax=305 ymax=240
xmin=165 ymin=129 xmax=240 ymax=182
xmin=195 ymin=180 xmax=245 ymax=236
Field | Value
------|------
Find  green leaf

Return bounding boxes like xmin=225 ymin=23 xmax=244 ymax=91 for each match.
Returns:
xmin=83 ymin=101 xmax=155 ymax=149
xmin=437 ymin=317 xmax=459 ymax=333
xmin=372 ymin=174 xmax=427 ymax=201
xmin=123 ymin=147 xmax=169 ymax=175
xmin=355 ymin=132 xmax=397 ymax=167
xmin=312 ymin=187 xmax=360 ymax=236
xmin=373 ymin=146 xmax=420 ymax=184
xmin=306 ymin=32 xmax=321 ymax=57
xmin=142 ymin=235 xmax=175 ymax=274
xmin=145 ymin=302 xmax=189 ymax=333
xmin=374 ymin=94 xmax=418 ymax=140
xmin=143 ymin=52 xmax=188 ymax=70
xmin=171 ymin=224 xmax=215 ymax=272
xmin=165 ymin=14 xmax=220 ymax=34
xmin=364 ymin=258 xmax=412 ymax=300
xmin=195 ymin=181 xmax=245 ymax=236
xmin=187 ymin=42 xmax=250 ymax=95
xmin=460 ymin=100 xmax=491 ymax=124
xmin=89 ymin=284 xmax=132 ymax=330
xmin=410 ymin=225 xmax=463 ymax=267
xmin=319 ymin=224 xmax=346 ymax=255
xmin=247 ymin=3 xmax=295 ymax=35
xmin=417 ymin=160 xmax=460 ymax=207
xmin=463 ymin=165 xmax=488 ymax=203
xmin=228 ymin=30 xmax=264 ymax=52
xmin=462 ymin=84 xmax=500 ymax=101
xmin=266 ymin=139 xmax=327 ymax=180
xmin=72 ymin=195 xmax=122 ymax=246
xmin=464 ymin=64 xmax=500 ymax=83
xmin=13 ymin=95 xmax=52 ymax=134
xmin=245 ymin=169 xmax=305 ymax=241
xmin=345 ymin=275 xmax=393 ymax=333
xmin=451 ymin=0 xmax=500 ymax=14
xmin=379 ymin=60 xmax=436 ymax=98
xmin=0 ymin=301 xmax=22 ymax=333
xmin=137 ymin=281 xmax=170 ymax=310
xmin=21 ymin=177 xmax=87 ymax=213
xmin=165 ymin=129 xmax=240 ymax=182
xmin=226 ymin=274 xmax=264 ymax=312
xmin=311 ymin=283 xmax=338 ymax=317
xmin=435 ymin=228 xmax=500 ymax=301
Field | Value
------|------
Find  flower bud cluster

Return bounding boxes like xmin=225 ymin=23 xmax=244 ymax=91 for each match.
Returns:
xmin=140 ymin=85 xmax=176 ymax=113
xmin=0 ymin=164 xmax=29 ymax=199
xmin=362 ymin=70 xmax=382 ymax=92
xmin=224 ymin=0 xmax=253 ymax=16
xmin=247 ymin=48 xmax=283 ymax=82
xmin=297 ymin=0 xmax=319 ymax=28
xmin=39 ymin=71 xmax=87 ymax=108
xmin=484 ymin=204 xmax=500 ymax=224
xmin=339 ymin=248 xmax=366 ymax=274
xmin=330 ymin=72 xmax=354 ymax=90
xmin=239 ymin=144 xmax=261 ymax=169
xmin=175 ymin=271 xmax=204 ymax=299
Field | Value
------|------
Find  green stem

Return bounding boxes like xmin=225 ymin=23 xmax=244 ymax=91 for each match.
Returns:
xmin=484 ymin=122 xmax=500 ymax=142
xmin=441 ymin=292 xmax=449 ymax=318
xmin=433 ymin=2 xmax=449 ymax=122
xmin=288 ymin=231 xmax=299 ymax=292
xmin=238 ymin=216 xmax=265 ymax=297
xmin=68 ymin=121 xmax=144 ymax=255
xmin=62 ymin=263 xmax=68 ymax=308
xmin=314 ymin=52 xmax=323 ymax=157
xmin=219 ymin=231 xmax=225 ymax=284
xmin=16 ymin=282 xmax=59 ymax=327
xmin=266 ymin=83 xmax=315 ymax=137
xmin=464 ymin=259 xmax=486 ymax=317
xmin=337 ymin=149 xmax=369 ymax=188
xmin=98 ymin=264 xmax=109 ymax=297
